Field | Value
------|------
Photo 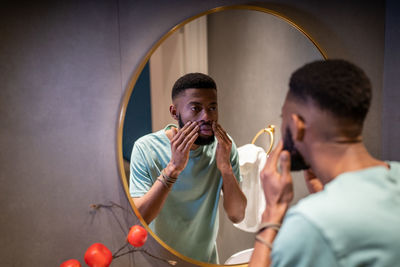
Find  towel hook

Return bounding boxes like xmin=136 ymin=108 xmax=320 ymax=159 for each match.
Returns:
xmin=251 ymin=125 xmax=275 ymax=155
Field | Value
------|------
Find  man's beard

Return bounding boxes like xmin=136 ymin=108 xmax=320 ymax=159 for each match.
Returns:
xmin=178 ymin=114 xmax=215 ymax=146
xmin=283 ymin=127 xmax=310 ymax=171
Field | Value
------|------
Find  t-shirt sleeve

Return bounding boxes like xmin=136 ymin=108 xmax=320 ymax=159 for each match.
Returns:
xmin=230 ymin=139 xmax=242 ymax=183
xmin=271 ymin=213 xmax=339 ymax=267
xmin=129 ymin=141 xmax=154 ymax=198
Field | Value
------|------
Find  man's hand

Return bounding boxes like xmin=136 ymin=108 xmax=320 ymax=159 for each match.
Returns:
xmin=260 ymin=140 xmax=293 ymax=222
xmin=166 ymin=121 xmax=199 ymax=177
xmin=249 ymin=141 xmax=293 ymax=267
xmin=303 ymin=168 xmax=324 ymax=193
xmin=212 ymin=122 xmax=232 ymax=173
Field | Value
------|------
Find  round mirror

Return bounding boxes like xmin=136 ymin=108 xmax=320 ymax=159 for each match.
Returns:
xmin=117 ymin=5 xmax=326 ymax=266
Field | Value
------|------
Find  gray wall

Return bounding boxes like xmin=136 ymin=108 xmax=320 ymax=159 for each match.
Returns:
xmin=383 ymin=0 xmax=400 ymax=161
xmin=0 ymin=0 xmax=396 ymax=266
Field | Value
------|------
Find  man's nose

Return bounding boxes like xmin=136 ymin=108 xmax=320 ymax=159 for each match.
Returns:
xmin=199 ymin=109 xmax=212 ymax=122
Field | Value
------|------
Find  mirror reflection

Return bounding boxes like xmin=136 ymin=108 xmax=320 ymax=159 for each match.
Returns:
xmin=121 ymin=7 xmax=325 ymax=265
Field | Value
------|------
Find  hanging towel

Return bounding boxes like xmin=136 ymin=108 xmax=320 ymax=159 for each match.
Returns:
xmin=234 ymin=144 xmax=267 ymax=232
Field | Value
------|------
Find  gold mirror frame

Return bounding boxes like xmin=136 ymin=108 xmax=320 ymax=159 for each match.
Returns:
xmin=117 ymin=4 xmax=327 ymax=266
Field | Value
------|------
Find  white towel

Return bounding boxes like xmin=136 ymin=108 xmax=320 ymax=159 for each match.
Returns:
xmin=234 ymin=144 xmax=267 ymax=232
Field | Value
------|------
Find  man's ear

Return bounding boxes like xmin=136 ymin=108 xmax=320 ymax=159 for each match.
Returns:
xmin=169 ymin=105 xmax=178 ymax=120
xmin=290 ymin=113 xmax=306 ymax=141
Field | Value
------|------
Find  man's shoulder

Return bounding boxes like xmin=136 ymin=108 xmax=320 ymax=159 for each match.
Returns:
xmin=288 ymin=162 xmax=400 ymax=234
xmin=283 ymin=191 xmax=350 ymax=258
xmin=135 ymin=129 xmax=168 ymax=146
xmin=389 ymin=161 xmax=400 ymax=174
xmin=287 ymin=186 xmax=349 ymax=231
xmin=289 ymin=192 xmax=329 ymax=218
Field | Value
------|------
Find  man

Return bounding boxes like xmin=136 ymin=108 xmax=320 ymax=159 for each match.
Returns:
xmin=250 ymin=59 xmax=400 ymax=267
xmin=129 ymin=73 xmax=247 ymax=263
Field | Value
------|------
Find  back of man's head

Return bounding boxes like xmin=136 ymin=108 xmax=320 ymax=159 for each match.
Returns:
xmin=288 ymin=59 xmax=372 ymax=136
xmin=171 ymin=73 xmax=217 ymax=100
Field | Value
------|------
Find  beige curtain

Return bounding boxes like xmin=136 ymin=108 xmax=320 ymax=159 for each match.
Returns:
xmin=150 ymin=16 xmax=208 ymax=131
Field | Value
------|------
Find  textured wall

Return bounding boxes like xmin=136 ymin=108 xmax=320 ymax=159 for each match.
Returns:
xmin=0 ymin=0 xmax=392 ymax=266
xmin=383 ymin=0 xmax=400 ymax=161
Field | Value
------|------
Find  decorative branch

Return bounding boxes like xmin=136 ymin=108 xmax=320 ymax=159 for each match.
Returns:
xmin=113 ymin=247 xmax=177 ymax=266
xmin=89 ymin=201 xmax=130 ymax=212
xmin=88 ymin=201 xmax=177 ymax=266
xmin=112 ymin=243 xmax=129 ymax=258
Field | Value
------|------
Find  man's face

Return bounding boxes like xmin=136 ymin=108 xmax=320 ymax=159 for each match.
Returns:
xmin=282 ymin=127 xmax=309 ymax=171
xmin=281 ymin=97 xmax=310 ymax=171
xmin=174 ymin=88 xmax=218 ymax=146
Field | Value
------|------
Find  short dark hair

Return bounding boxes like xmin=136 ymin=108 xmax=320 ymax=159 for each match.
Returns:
xmin=171 ymin=73 xmax=217 ymax=100
xmin=289 ymin=59 xmax=372 ymax=126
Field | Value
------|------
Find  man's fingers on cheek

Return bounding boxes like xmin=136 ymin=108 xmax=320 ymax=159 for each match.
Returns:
xmin=172 ymin=133 xmax=181 ymax=142
xmin=215 ymin=130 xmax=223 ymax=140
xmin=189 ymin=133 xmax=198 ymax=145
xmin=269 ymin=141 xmax=283 ymax=156
xmin=215 ymin=127 xmax=224 ymax=138
xmin=192 ymin=125 xmax=200 ymax=134
xmin=279 ymin=152 xmax=291 ymax=177
xmin=184 ymin=134 xmax=198 ymax=150
xmin=217 ymin=128 xmax=228 ymax=141
xmin=218 ymin=127 xmax=227 ymax=137
xmin=268 ymin=144 xmax=283 ymax=166
xmin=212 ymin=123 xmax=219 ymax=132
xmin=219 ymin=127 xmax=228 ymax=137
xmin=181 ymin=121 xmax=193 ymax=131
xmin=180 ymin=123 xmax=188 ymax=131
xmin=186 ymin=124 xmax=198 ymax=136
xmin=185 ymin=130 xmax=198 ymax=142
xmin=174 ymin=134 xmax=187 ymax=147
xmin=171 ymin=136 xmax=180 ymax=146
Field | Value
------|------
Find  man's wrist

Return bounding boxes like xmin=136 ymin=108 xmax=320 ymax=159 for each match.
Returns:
xmin=165 ymin=162 xmax=180 ymax=178
xmin=218 ymin=163 xmax=233 ymax=175
xmin=261 ymin=204 xmax=289 ymax=224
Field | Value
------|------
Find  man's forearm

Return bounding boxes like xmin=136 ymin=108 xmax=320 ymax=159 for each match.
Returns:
xmin=132 ymin=173 xmax=176 ymax=224
xmin=249 ymin=228 xmax=277 ymax=267
xmin=221 ymin=168 xmax=247 ymax=223
xmin=133 ymin=163 xmax=181 ymax=224
xmin=249 ymin=205 xmax=288 ymax=267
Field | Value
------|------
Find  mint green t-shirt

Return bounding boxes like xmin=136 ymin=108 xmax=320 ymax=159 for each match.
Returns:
xmin=129 ymin=124 xmax=241 ymax=263
xmin=272 ymin=162 xmax=400 ymax=267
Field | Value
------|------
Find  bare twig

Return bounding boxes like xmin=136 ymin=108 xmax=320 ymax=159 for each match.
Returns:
xmin=113 ymin=248 xmax=177 ymax=266
xmin=89 ymin=201 xmax=177 ymax=266
xmin=112 ymin=243 xmax=129 ymax=258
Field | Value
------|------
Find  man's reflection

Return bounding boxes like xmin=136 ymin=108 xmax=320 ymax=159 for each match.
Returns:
xmin=129 ymin=73 xmax=247 ymax=263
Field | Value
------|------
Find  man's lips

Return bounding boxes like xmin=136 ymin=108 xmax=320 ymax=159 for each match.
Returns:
xmin=199 ymin=124 xmax=213 ymax=135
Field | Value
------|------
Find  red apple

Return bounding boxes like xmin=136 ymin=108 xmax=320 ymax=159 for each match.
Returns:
xmin=127 ymin=225 xmax=148 ymax=247
xmin=84 ymin=243 xmax=112 ymax=267
xmin=60 ymin=259 xmax=81 ymax=267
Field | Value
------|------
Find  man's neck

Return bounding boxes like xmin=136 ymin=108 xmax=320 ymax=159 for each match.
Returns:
xmin=309 ymin=142 xmax=388 ymax=185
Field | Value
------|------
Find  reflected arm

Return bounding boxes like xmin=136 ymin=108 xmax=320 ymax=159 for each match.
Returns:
xmin=132 ymin=179 xmax=170 ymax=224
xmin=132 ymin=163 xmax=179 ymax=224
xmin=221 ymin=168 xmax=247 ymax=223
xmin=131 ymin=123 xmax=198 ymax=224
xmin=214 ymin=122 xmax=247 ymax=223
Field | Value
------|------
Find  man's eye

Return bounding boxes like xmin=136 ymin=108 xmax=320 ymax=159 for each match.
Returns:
xmin=191 ymin=107 xmax=200 ymax=112
xmin=209 ymin=107 xmax=217 ymax=111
